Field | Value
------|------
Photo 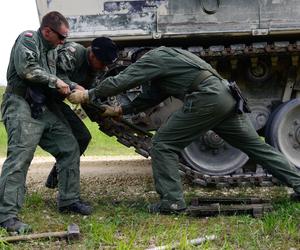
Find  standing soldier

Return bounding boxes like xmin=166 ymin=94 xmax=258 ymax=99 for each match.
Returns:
xmin=68 ymin=46 xmax=300 ymax=214
xmin=0 ymin=11 xmax=92 ymax=234
xmin=45 ymin=37 xmax=118 ymax=189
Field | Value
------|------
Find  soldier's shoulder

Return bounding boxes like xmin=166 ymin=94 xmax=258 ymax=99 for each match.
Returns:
xmin=140 ymin=47 xmax=164 ymax=60
xmin=146 ymin=46 xmax=165 ymax=55
xmin=16 ymin=30 xmax=39 ymax=50
xmin=19 ymin=30 xmax=38 ymax=40
xmin=60 ymin=42 xmax=85 ymax=55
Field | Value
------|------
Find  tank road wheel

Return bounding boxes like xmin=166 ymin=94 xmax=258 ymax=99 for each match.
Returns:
xmin=248 ymin=105 xmax=271 ymax=131
xmin=182 ymin=130 xmax=249 ymax=175
xmin=246 ymin=59 xmax=271 ymax=83
xmin=265 ymin=99 xmax=300 ymax=169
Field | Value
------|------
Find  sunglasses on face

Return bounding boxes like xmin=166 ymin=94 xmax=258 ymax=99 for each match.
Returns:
xmin=49 ymin=27 xmax=68 ymax=41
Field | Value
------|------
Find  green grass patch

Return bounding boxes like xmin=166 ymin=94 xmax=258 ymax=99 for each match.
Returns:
xmin=0 ymin=86 xmax=135 ymax=157
xmin=3 ymin=184 xmax=300 ymax=249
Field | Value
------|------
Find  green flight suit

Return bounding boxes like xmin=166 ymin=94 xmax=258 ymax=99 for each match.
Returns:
xmin=57 ymin=42 xmax=101 ymax=90
xmin=0 ymin=30 xmax=81 ymax=223
xmin=89 ymin=46 xmax=300 ymax=209
xmin=55 ymin=42 xmax=99 ymax=154
xmin=44 ymin=42 xmax=95 ymax=188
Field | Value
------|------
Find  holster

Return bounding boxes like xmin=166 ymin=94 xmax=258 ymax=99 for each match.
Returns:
xmin=228 ymin=81 xmax=251 ymax=114
xmin=25 ymin=87 xmax=47 ymax=119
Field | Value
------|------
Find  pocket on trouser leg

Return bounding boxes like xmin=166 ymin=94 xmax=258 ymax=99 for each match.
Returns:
xmin=16 ymin=186 xmax=25 ymax=210
xmin=19 ymin=120 xmax=43 ymax=147
xmin=0 ymin=175 xmax=24 ymax=211
xmin=66 ymin=168 xmax=80 ymax=193
xmin=5 ymin=117 xmax=42 ymax=148
xmin=0 ymin=177 xmax=7 ymax=203
xmin=4 ymin=118 xmax=21 ymax=145
xmin=58 ymin=168 xmax=80 ymax=202
xmin=183 ymin=92 xmax=215 ymax=114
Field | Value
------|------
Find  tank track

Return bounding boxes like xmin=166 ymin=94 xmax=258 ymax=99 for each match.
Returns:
xmin=185 ymin=40 xmax=300 ymax=60
xmin=96 ymin=117 xmax=278 ymax=187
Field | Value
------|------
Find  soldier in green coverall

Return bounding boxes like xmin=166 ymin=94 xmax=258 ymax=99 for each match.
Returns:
xmin=0 ymin=11 xmax=92 ymax=234
xmin=45 ymin=37 xmax=118 ymax=189
xmin=69 ymin=46 xmax=300 ymax=214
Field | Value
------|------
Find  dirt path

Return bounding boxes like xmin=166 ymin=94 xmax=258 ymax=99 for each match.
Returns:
xmin=0 ymin=156 xmax=152 ymax=181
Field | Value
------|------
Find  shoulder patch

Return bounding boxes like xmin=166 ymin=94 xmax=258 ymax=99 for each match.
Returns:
xmin=24 ymin=32 xmax=33 ymax=37
xmin=67 ymin=46 xmax=76 ymax=53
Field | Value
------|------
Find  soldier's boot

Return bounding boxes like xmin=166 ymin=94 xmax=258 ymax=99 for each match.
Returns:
xmin=45 ymin=164 xmax=58 ymax=189
xmin=148 ymin=202 xmax=187 ymax=215
xmin=0 ymin=218 xmax=32 ymax=234
xmin=59 ymin=201 xmax=93 ymax=215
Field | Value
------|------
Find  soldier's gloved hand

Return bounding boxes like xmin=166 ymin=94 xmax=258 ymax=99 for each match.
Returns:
xmin=56 ymin=79 xmax=71 ymax=95
xmin=75 ymin=84 xmax=86 ymax=91
xmin=100 ymin=105 xmax=123 ymax=117
xmin=67 ymin=89 xmax=89 ymax=104
xmin=69 ymin=82 xmax=85 ymax=91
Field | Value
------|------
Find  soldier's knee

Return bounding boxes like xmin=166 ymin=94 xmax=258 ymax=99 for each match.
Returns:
xmin=150 ymin=138 xmax=167 ymax=157
xmin=61 ymin=137 xmax=80 ymax=156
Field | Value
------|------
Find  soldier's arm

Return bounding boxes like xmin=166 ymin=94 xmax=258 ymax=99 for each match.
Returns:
xmin=122 ymin=83 xmax=168 ymax=115
xmin=13 ymin=32 xmax=58 ymax=89
xmin=56 ymin=44 xmax=80 ymax=90
xmin=56 ymin=70 xmax=74 ymax=88
xmin=88 ymin=50 xmax=167 ymax=102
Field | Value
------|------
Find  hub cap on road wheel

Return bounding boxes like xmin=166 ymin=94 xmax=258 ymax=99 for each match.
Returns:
xmin=265 ymin=99 xmax=300 ymax=169
xmin=182 ymin=130 xmax=249 ymax=175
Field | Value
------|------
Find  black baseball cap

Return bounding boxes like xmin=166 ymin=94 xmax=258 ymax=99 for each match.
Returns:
xmin=91 ymin=37 xmax=118 ymax=65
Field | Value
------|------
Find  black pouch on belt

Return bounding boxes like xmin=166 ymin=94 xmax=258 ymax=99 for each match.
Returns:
xmin=228 ymin=81 xmax=251 ymax=114
xmin=25 ymin=87 xmax=46 ymax=119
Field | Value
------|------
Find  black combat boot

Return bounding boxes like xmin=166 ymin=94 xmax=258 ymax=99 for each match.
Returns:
xmin=148 ymin=202 xmax=186 ymax=215
xmin=45 ymin=164 xmax=58 ymax=189
xmin=0 ymin=218 xmax=32 ymax=234
xmin=59 ymin=201 xmax=93 ymax=215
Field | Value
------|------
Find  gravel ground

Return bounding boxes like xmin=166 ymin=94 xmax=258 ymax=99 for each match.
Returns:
xmin=0 ymin=155 xmax=152 ymax=180
xmin=0 ymin=156 xmax=154 ymax=199
xmin=0 ymin=155 xmax=291 ymax=203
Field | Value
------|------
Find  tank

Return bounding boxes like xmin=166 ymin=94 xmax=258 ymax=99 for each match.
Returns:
xmin=36 ymin=0 xmax=300 ymax=186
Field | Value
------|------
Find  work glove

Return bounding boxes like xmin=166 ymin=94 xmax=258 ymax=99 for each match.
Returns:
xmin=100 ymin=105 xmax=123 ymax=117
xmin=68 ymin=89 xmax=89 ymax=104
xmin=75 ymin=84 xmax=86 ymax=91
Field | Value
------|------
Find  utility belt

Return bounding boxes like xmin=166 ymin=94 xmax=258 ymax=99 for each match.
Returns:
xmin=189 ymin=71 xmax=251 ymax=114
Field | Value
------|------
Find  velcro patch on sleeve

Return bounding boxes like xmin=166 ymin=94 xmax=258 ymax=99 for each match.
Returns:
xmin=68 ymin=46 xmax=76 ymax=53
xmin=24 ymin=32 xmax=33 ymax=37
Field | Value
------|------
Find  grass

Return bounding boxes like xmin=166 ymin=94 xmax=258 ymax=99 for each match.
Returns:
xmin=0 ymin=86 xmax=135 ymax=157
xmin=0 ymin=180 xmax=299 ymax=249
